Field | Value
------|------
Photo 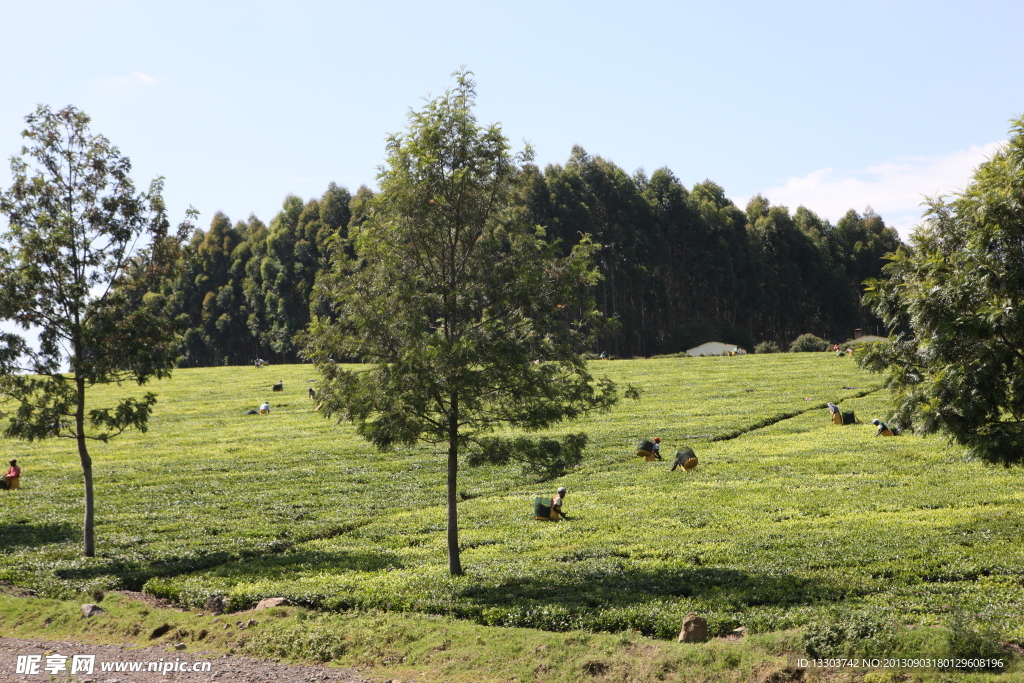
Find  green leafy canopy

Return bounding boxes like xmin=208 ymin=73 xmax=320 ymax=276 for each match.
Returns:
xmin=858 ymin=114 xmax=1024 ymax=465
xmin=305 ymin=71 xmax=617 ymax=449
xmin=0 ymin=104 xmax=194 ymax=438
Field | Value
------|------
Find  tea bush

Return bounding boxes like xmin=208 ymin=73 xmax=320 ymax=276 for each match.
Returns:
xmin=6 ymin=355 xmax=1024 ymax=656
xmin=802 ymin=609 xmax=894 ymax=658
xmin=147 ymin=391 xmax=1024 ymax=647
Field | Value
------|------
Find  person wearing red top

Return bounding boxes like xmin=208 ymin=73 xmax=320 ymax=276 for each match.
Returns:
xmin=2 ymin=459 xmax=20 ymax=490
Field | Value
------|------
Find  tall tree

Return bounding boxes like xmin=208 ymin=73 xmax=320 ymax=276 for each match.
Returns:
xmin=0 ymin=105 xmax=195 ymax=556
xmin=305 ymin=71 xmax=618 ymax=575
xmin=859 ymin=115 xmax=1024 ymax=465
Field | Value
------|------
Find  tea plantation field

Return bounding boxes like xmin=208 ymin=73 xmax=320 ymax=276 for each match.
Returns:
xmin=4 ymin=354 xmax=1024 ymax=653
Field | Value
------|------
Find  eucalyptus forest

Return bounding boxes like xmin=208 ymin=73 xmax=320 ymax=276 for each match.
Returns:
xmin=172 ymin=151 xmax=900 ymax=367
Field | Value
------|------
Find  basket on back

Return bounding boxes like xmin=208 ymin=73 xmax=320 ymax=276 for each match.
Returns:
xmin=636 ymin=439 xmax=656 ymax=462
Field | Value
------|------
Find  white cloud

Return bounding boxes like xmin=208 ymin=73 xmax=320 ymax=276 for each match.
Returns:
xmin=102 ymin=72 xmax=158 ymax=90
xmin=739 ymin=141 xmax=1006 ymax=240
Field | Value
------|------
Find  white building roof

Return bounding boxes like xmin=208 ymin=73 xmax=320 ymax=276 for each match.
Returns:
xmin=685 ymin=341 xmax=745 ymax=357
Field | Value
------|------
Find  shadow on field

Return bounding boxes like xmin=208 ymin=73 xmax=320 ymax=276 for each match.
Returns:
xmin=54 ymin=551 xmax=237 ymax=589
xmin=49 ymin=549 xmax=398 ymax=593
xmin=461 ymin=562 xmax=846 ymax=612
xmin=202 ymin=548 xmax=405 ymax=577
xmin=0 ymin=521 xmax=79 ymax=549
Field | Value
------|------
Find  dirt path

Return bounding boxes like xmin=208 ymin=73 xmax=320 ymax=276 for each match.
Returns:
xmin=0 ymin=637 xmax=381 ymax=683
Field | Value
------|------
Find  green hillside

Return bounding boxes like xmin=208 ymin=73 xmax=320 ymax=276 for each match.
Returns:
xmin=4 ymin=355 xmax=1023 ymax=655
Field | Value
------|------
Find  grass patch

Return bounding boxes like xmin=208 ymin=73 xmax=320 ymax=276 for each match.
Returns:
xmin=1 ymin=593 xmax=1016 ymax=682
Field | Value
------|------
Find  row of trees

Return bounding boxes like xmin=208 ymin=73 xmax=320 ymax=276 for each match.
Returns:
xmin=171 ymin=183 xmax=360 ymax=366
xmin=521 ymin=151 xmax=901 ymax=356
xmin=171 ymin=156 xmax=900 ymax=366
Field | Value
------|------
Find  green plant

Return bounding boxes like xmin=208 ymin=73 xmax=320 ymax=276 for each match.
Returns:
xmin=858 ymin=115 xmax=1024 ymax=466
xmin=946 ymin=611 xmax=1009 ymax=670
xmin=0 ymin=104 xmax=195 ymax=557
xmin=788 ymin=334 xmax=829 ymax=353
xmin=468 ymin=433 xmax=587 ymax=481
xmin=754 ymin=341 xmax=782 ymax=354
xmin=10 ymin=355 xmax=1024 ymax=663
xmin=802 ymin=610 xmax=891 ymax=658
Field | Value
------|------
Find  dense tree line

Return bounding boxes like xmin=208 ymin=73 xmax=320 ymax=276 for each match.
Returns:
xmin=172 ymin=183 xmax=352 ymax=366
xmin=521 ymin=147 xmax=901 ymax=356
xmin=170 ymin=152 xmax=901 ymax=366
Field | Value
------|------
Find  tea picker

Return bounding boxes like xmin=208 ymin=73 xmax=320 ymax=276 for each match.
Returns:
xmin=872 ymin=419 xmax=897 ymax=436
xmin=829 ymin=402 xmax=861 ymax=425
xmin=670 ymin=447 xmax=698 ymax=472
xmin=1 ymin=459 xmax=20 ymax=490
xmin=534 ymin=486 xmax=570 ymax=521
xmin=636 ymin=438 xmax=663 ymax=461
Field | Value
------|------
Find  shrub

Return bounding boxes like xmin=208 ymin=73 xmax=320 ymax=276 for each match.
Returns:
xmin=802 ymin=611 xmax=893 ymax=658
xmin=754 ymin=341 xmax=782 ymax=354
xmin=946 ymin=612 xmax=1009 ymax=670
xmin=789 ymin=334 xmax=829 ymax=353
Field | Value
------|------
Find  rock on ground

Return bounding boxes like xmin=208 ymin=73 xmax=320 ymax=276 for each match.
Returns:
xmin=678 ymin=613 xmax=709 ymax=643
xmin=80 ymin=604 xmax=105 ymax=618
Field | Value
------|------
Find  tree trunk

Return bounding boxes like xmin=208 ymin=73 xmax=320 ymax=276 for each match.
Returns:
xmin=446 ymin=393 xmax=463 ymax=576
xmin=76 ymin=375 xmax=95 ymax=557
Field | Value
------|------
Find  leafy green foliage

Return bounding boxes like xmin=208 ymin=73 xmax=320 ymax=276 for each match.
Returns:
xmin=167 ymin=140 xmax=901 ymax=367
xmin=141 ymin=376 xmax=1024 ymax=649
xmin=753 ymin=341 xmax=782 ymax=354
xmin=7 ymin=355 xmax=1024 ymax=660
xmin=858 ymin=115 xmax=1024 ymax=465
xmin=468 ymin=433 xmax=587 ymax=481
xmin=171 ymin=180 xmax=355 ymax=368
xmin=788 ymin=333 xmax=829 ymax=353
xmin=305 ymin=70 xmax=617 ymax=574
xmin=0 ymin=105 xmax=195 ymax=556
xmin=0 ymin=593 xmax=835 ymax=683
xmin=0 ymin=355 xmax=872 ymax=595
xmin=802 ymin=610 xmax=894 ymax=658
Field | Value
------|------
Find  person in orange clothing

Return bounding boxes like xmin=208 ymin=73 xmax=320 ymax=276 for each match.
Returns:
xmin=2 ymin=459 xmax=21 ymax=490
xmin=534 ymin=486 xmax=570 ymax=521
xmin=872 ymin=419 xmax=896 ymax=436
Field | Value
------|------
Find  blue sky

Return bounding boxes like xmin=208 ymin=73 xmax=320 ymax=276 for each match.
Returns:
xmin=2 ymin=0 xmax=1023 ymax=239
